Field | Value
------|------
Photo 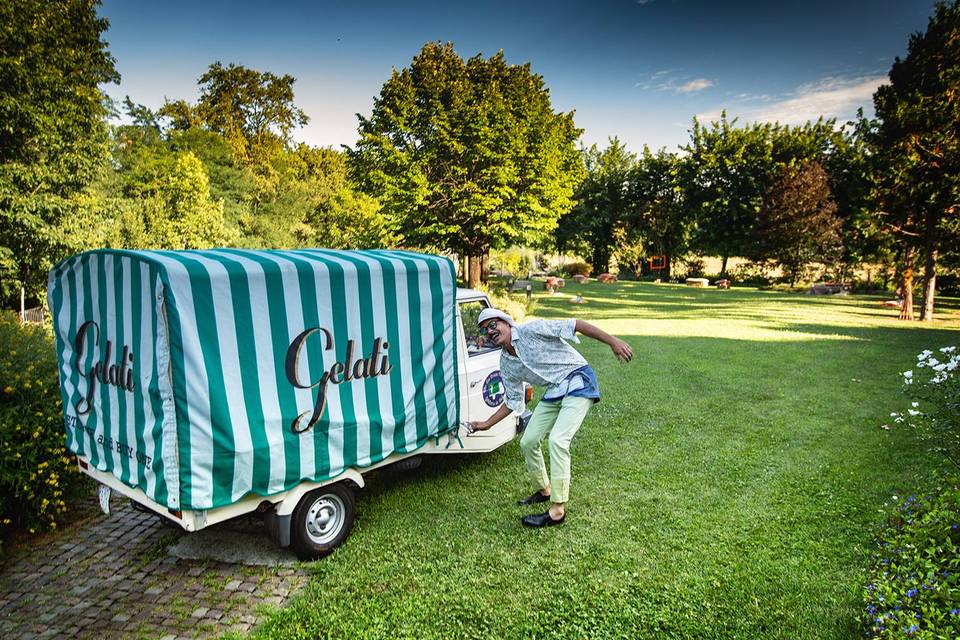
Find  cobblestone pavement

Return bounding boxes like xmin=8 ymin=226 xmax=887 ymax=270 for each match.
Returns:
xmin=0 ymin=497 xmax=308 ymax=639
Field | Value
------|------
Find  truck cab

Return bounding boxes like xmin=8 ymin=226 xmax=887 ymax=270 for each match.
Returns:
xmin=445 ymin=288 xmax=525 ymax=453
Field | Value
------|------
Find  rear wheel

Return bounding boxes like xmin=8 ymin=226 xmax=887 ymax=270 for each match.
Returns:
xmin=290 ymin=483 xmax=356 ymax=560
xmin=392 ymin=455 xmax=423 ymax=472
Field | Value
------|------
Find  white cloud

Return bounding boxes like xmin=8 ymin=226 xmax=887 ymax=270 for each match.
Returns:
xmin=696 ymin=74 xmax=888 ymax=126
xmin=636 ymin=70 xmax=715 ymax=94
xmin=678 ymin=78 xmax=714 ymax=93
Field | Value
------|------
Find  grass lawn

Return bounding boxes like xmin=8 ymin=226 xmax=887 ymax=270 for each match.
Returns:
xmin=250 ymin=282 xmax=960 ymax=640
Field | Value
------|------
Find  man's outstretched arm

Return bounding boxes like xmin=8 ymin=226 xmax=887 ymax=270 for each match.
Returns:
xmin=575 ymin=320 xmax=633 ymax=362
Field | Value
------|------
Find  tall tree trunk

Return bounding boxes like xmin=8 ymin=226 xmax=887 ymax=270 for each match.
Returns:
xmin=663 ymin=254 xmax=671 ymax=280
xmin=468 ymin=255 xmax=481 ymax=289
xmin=899 ymin=245 xmax=915 ymax=321
xmin=920 ymin=249 xmax=938 ymax=322
xmin=591 ymin=246 xmax=609 ymax=275
xmin=720 ymin=253 xmax=729 ymax=276
xmin=481 ymin=251 xmax=490 ymax=284
xmin=920 ymin=209 xmax=940 ymax=321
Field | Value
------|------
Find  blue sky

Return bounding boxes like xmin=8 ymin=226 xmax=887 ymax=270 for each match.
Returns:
xmin=100 ymin=0 xmax=937 ymax=154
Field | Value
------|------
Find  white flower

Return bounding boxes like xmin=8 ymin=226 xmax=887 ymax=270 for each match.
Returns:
xmin=947 ymin=360 xmax=958 ymax=372
xmin=919 ymin=350 xmax=933 ymax=359
xmin=895 ymin=416 xmax=904 ymax=423
xmin=893 ymin=495 xmax=899 ymax=500
xmin=912 ymin=402 xmax=919 ymax=408
xmin=908 ymin=409 xmax=921 ymax=416
xmin=903 ymin=370 xmax=913 ymax=379
xmin=940 ymin=346 xmax=957 ymax=354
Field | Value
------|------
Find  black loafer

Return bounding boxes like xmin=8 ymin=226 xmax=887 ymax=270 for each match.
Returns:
xmin=517 ymin=491 xmax=551 ymax=506
xmin=521 ymin=510 xmax=565 ymax=527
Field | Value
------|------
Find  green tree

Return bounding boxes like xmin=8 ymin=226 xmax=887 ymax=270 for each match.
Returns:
xmin=291 ymin=145 xmax=395 ymax=249
xmin=349 ymin=42 xmax=582 ymax=287
xmin=684 ymin=114 xmax=775 ymax=275
xmin=192 ymin=62 xmax=308 ymax=162
xmin=0 ymin=0 xmax=117 ymax=305
xmin=824 ymin=115 xmax=887 ymax=281
xmin=755 ymin=161 xmax=843 ymax=285
xmin=558 ymin=139 xmax=636 ymax=274
xmin=873 ymin=0 xmax=960 ymax=321
xmin=629 ymin=148 xmax=694 ymax=279
xmin=158 ymin=152 xmax=232 ymax=249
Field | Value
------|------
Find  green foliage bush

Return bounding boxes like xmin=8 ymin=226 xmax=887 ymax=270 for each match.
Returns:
xmin=490 ymin=246 xmax=537 ymax=277
xmin=893 ymin=346 xmax=960 ymax=465
xmin=562 ymin=261 xmax=592 ymax=277
xmin=0 ymin=312 xmax=86 ymax=535
xmin=476 ymin=282 xmax=534 ymax=323
xmin=860 ymin=487 xmax=960 ymax=638
xmin=730 ymin=261 xmax=774 ymax=286
xmin=677 ymin=256 xmax=706 ymax=279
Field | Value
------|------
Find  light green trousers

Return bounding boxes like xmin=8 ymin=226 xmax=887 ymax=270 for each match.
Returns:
xmin=519 ymin=395 xmax=593 ymax=504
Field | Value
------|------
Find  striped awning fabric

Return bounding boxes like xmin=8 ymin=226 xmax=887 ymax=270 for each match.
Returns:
xmin=48 ymin=249 xmax=459 ymax=511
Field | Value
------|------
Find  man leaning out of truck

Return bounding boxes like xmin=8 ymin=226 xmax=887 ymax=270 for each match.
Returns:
xmin=466 ymin=309 xmax=633 ymax=527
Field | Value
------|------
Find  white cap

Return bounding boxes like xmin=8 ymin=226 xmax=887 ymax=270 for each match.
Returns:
xmin=477 ymin=308 xmax=515 ymax=327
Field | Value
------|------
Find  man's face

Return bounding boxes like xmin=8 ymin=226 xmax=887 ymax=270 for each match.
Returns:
xmin=480 ymin=318 xmax=511 ymax=348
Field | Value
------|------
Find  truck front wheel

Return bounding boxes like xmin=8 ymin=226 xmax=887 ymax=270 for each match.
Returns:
xmin=290 ymin=483 xmax=356 ymax=560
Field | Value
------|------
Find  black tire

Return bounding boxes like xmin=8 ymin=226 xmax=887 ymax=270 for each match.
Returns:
xmin=392 ymin=455 xmax=423 ymax=472
xmin=290 ymin=483 xmax=356 ymax=561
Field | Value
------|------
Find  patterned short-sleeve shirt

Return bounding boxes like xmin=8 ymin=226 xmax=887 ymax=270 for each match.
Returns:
xmin=500 ymin=319 xmax=589 ymax=412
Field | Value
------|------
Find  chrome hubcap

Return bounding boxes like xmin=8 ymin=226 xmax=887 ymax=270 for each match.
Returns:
xmin=304 ymin=494 xmax=345 ymax=545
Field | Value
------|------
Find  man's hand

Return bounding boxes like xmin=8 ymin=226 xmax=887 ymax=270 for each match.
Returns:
xmin=464 ymin=420 xmax=490 ymax=434
xmin=609 ymin=337 xmax=633 ymax=363
xmin=575 ymin=319 xmax=633 ymax=363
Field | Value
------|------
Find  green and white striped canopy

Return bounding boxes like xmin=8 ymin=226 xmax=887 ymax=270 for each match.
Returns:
xmin=48 ymin=249 xmax=459 ymax=511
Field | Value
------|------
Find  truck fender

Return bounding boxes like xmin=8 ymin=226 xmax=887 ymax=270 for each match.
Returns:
xmin=274 ymin=469 xmax=365 ymax=517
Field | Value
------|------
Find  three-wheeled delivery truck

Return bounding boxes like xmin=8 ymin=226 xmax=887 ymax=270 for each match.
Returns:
xmin=48 ymin=249 xmax=526 ymax=559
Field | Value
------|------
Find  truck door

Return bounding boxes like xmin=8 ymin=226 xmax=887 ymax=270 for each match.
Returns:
xmin=458 ymin=299 xmax=513 ymax=440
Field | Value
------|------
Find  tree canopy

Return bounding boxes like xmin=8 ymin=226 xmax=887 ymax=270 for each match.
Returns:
xmin=349 ymin=42 xmax=583 ymax=286
xmin=872 ymin=0 xmax=960 ymax=320
xmin=0 ymin=0 xmax=118 ymax=302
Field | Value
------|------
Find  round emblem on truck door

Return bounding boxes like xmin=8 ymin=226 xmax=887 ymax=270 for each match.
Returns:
xmin=482 ymin=371 xmax=505 ymax=407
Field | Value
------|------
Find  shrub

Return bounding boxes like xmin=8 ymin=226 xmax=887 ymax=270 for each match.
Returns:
xmin=892 ymin=346 xmax=960 ymax=466
xmin=475 ymin=285 xmax=531 ymax=323
xmin=562 ymin=262 xmax=592 ymax=278
xmin=489 ymin=246 xmax=537 ymax=278
xmin=0 ymin=311 xmax=86 ymax=536
xmin=860 ymin=487 xmax=960 ymax=639
xmin=937 ymin=274 xmax=960 ymax=297
xmin=730 ymin=261 xmax=774 ymax=286
xmin=678 ymin=256 xmax=706 ymax=279
xmin=851 ymin=276 xmax=892 ymax=294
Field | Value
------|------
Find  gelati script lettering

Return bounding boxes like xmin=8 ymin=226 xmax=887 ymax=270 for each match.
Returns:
xmin=73 ymin=320 xmax=136 ymax=415
xmin=285 ymin=327 xmax=391 ymax=434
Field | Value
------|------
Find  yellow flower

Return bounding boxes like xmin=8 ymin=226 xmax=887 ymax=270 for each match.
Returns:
xmin=2 ymin=386 xmax=12 ymax=394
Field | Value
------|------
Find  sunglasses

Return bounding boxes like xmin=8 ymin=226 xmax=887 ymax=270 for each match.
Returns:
xmin=479 ymin=319 xmax=499 ymax=334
